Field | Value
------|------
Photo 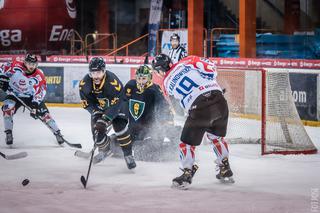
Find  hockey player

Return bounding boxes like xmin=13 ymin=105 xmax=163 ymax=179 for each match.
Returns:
xmin=118 ymin=65 xmax=178 ymax=161
xmin=168 ymin=33 xmax=187 ymax=64
xmin=79 ymin=57 xmax=136 ymax=169
xmin=0 ymin=53 xmax=67 ymax=147
xmin=152 ymin=54 xmax=234 ymax=188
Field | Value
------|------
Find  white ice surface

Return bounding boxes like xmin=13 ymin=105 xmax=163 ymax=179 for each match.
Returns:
xmin=0 ymin=107 xmax=319 ymax=213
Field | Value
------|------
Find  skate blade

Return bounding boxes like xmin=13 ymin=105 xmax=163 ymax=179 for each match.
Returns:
xmin=219 ymin=177 xmax=235 ymax=184
xmin=171 ymin=181 xmax=190 ymax=190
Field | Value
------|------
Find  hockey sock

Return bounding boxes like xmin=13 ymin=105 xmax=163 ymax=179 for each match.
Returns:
xmin=41 ymin=113 xmax=60 ymax=133
xmin=95 ymin=133 xmax=110 ymax=152
xmin=2 ymin=100 xmax=15 ymax=130
xmin=207 ymin=132 xmax=229 ymax=165
xmin=178 ymin=142 xmax=196 ymax=170
xmin=115 ymin=124 xmax=133 ymax=156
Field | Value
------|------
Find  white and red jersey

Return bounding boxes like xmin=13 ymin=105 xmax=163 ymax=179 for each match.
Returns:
xmin=163 ymin=55 xmax=222 ymax=111
xmin=0 ymin=60 xmax=47 ymax=103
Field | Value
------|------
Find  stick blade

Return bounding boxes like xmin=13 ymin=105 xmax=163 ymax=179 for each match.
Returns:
xmin=5 ymin=151 xmax=28 ymax=160
xmin=65 ymin=141 xmax=82 ymax=149
xmin=80 ymin=175 xmax=87 ymax=188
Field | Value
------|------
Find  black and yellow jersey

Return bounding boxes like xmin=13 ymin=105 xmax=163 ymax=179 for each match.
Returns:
xmin=79 ymin=70 xmax=125 ymax=120
xmin=124 ymin=79 xmax=173 ymax=130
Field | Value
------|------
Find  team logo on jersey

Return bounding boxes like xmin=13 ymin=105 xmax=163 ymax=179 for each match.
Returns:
xmin=97 ymin=98 xmax=109 ymax=110
xmin=129 ymin=99 xmax=145 ymax=121
xmin=126 ymin=88 xmax=132 ymax=96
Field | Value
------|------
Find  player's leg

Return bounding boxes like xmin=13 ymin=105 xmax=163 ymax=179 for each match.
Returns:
xmin=112 ymin=116 xmax=136 ymax=169
xmin=207 ymin=133 xmax=233 ymax=180
xmin=35 ymin=102 xmax=66 ymax=145
xmin=172 ymin=116 xmax=203 ymax=188
xmin=90 ymin=112 xmax=112 ymax=164
xmin=205 ymin=91 xmax=234 ymax=182
xmin=2 ymin=98 xmax=20 ymax=146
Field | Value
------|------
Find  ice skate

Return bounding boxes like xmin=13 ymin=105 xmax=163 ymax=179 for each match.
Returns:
xmin=124 ymin=154 xmax=136 ymax=170
xmin=216 ymin=157 xmax=234 ymax=184
xmin=54 ymin=130 xmax=65 ymax=145
xmin=93 ymin=148 xmax=112 ymax=164
xmin=172 ymin=164 xmax=198 ymax=189
xmin=5 ymin=130 xmax=13 ymax=148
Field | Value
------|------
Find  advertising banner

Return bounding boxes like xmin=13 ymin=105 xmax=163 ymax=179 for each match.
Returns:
xmin=161 ymin=29 xmax=188 ymax=56
xmin=290 ymin=73 xmax=318 ymax=121
xmin=40 ymin=66 xmax=64 ymax=103
xmin=148 ymin=0 xmax=163 ymax=56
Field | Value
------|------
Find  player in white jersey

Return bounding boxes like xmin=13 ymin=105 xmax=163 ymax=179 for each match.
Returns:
xmin=0 ymin=54 xmax=67 ymax=147
xmin=152 ymin=54 xmax=234 ymax=188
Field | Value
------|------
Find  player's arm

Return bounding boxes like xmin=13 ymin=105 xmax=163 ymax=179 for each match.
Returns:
xmin=189 ymin=56 xmax=216 ymax=73
xmin=154 ymin=85 xmax=174 ymax=123
xmin=102 ymin=72 xmax=125 ymax=121
xmin=179 ymin=47 xmax=188 ymax=61
xmin=0 ymin=63 xmax=10 ymax=92
xmin=79 ymin=77 xmax=100 ymax=114
xmin=32 ymin=70 xmax=47 ymax=104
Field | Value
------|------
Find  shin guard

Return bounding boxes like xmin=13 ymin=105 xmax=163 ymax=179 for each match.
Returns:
xmin=207 ymin=132 xmax=229 ymax=165
xmin=115 ymin=123 xmax=132 ymax=156
xmin=178 ymin=142 xmax=196 ymax=170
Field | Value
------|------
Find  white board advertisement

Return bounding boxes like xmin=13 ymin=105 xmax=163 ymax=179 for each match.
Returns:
xmin=161 ymin=29 xmax=188 ymax=55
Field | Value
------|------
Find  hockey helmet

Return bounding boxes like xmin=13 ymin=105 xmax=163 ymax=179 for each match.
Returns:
xmin=136 ymin=65 xmax=152 ymax=92
xmin=170 ymin=33 xmax=180 ymax=42
xmin=151 ymin=54 xmax=172 ymax=73
xmin=89 ymin=57 xmax=106 ymax=72
xmin=89 ymin=57 xmax=106 ymax=83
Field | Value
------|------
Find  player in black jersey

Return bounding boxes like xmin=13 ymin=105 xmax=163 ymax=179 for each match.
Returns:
xmin=79 ymin=57 xmax=136 ymax=169
xmin=111 ymin=65 xmax=180 ymax=161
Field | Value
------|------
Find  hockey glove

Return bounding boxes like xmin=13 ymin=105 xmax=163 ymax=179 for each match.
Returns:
xmin=0 ymin=75 xmax=9 ymax=92
xmin=29 ymin=101 xmax=41 ymax=119
xmin=91 ymin=109 xmax=103 ymax=119
xmin=94 ymin=115 xmax=112 ymax=133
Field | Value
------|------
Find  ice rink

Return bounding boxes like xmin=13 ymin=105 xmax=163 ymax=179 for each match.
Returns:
xmin=0 ymin=107 xmax=319 ymax=213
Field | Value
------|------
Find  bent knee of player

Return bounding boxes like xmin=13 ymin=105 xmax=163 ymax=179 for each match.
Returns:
xmin=2 ymin=99 xmax=16 ymax=116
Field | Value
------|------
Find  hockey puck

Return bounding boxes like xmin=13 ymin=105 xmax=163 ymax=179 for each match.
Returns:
xmin=22 ymin=179 xmax=30 ymax=186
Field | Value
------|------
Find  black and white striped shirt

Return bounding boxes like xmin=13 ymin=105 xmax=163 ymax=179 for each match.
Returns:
xmin=168 ymin=45 xmax=187 ymax=64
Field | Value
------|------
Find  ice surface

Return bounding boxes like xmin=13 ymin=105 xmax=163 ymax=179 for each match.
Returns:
xmin=0 ymin=107 xmax=319 ymax=213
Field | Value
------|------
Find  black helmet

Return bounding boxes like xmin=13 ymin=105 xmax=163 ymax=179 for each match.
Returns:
xmin=151 ymin=54 xmax=172 ymax=73
xmin=24 ymin=53 xmax=38 ymax=63
xmin=170 ymin=33 xmax=180 ymax=42
xmin=89 ymin=57 xmax=106 ymax=72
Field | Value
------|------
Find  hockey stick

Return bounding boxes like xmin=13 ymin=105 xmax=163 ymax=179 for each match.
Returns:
xmin=0 ymin=151 xmax=28 ymax=160
xmin=10 ymin=93 xmax=82 ymax=149
xmin=80 ymin=145 xmax=97 ymax=188
xmin=75 ymin=125 xmax=113 ymax=158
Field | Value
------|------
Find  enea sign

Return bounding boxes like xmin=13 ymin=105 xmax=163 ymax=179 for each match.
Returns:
xmin=0 ymin=0 xmax=76 ymax=53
